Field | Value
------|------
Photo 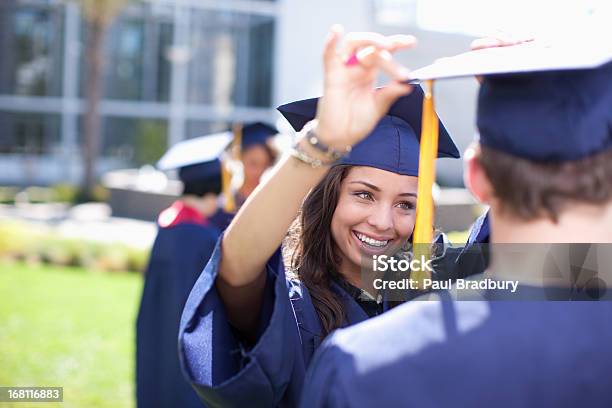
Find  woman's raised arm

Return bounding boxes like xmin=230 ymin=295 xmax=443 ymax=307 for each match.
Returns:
xmin=216 ymin=26 xmax=415 ymax=335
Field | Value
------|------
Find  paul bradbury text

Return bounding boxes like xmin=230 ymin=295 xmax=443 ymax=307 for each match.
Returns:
xmin=373 ymin=278 xmax=519 ymax=293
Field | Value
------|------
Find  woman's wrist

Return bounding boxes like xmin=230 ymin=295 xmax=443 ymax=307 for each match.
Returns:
xmin=289 ymin=120 xmax=355 ymax=169
xmin=291 ymin=136 xmax=335 ymax=168
xmin=294 ymin=120 xmax=352 ymax=164
xmin=306 ymin=120 xmax=352 ymax=152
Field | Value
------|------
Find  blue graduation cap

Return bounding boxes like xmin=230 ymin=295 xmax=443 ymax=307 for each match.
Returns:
xmin=157 ymin=132 xmax=233 ymax=183
xmin=409 ymin=40 xmax=612 ymax=161
xmin=240 ymin=122 xmax=278 ymax=150
xmin=277 ymin=87 xmax=460 ymax=177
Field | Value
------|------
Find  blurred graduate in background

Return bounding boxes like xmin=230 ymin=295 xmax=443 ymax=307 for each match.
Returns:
xmin=136 ymin=132 xmax=232 ymax=408
xmin=210 ymin=122 xmax=278 ymax=231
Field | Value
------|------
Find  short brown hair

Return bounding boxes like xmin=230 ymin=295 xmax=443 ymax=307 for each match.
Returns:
xmin=477 ymin=145 xmax=612 ymax=222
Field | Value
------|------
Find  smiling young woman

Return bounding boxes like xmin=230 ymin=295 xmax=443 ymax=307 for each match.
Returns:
xmin=178 ymin=28 xmax=459 ymax=407
xmin=283 ymin=164 xmax=420 ymax=335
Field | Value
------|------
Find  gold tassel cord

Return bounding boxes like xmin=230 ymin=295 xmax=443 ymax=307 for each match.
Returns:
xmin=221 ymin=163 xmax=235 ymax=212
xmin=232 ymin=122 xmax=243 ymax=159
xmin=222 ymin=123 xmax=243 ymax=213
xmin=412 ymin=80 xmax=439 ymax=287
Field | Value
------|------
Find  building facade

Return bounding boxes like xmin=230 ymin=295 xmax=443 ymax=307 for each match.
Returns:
xmin=0 ymin=0 xmax=280 ymax=185
xmin=0 ymin=0 xmax=480 ymax=187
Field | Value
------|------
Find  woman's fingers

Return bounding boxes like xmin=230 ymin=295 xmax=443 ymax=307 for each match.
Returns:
xmin=357 ymin=47 xmax=411 ymax=81
xmin=374 ymin=82 xmax=414 ymax=114
xmin=386 ymin=35 xmax=418 ymax=53
xmin=324 ymin=26 xmax=416 ymax=74
xmin=323 ymin=25 xmax=344 ymax=68
xmin=341 ymin=31 xmax=394 ymax=57
xmin=340 ymin=32 xmax=416 ymax=63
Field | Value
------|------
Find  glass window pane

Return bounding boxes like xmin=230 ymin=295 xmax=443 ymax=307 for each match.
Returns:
xmin=96 ymin=117 xmax=168 ymax=167
xmin=105 ymin=17 xmax=145 ymax=100
xmin=187 ymin=10 xmax=275 ymax=108
xmin=0 ymin=2 xmax=64 ymax=97
xmin=186 ymin=120 xmax=230 ymax=140
xmin=0 ymin=111 xmax=61 ymax=155
xmin=79 ymin=4 xmax=172 ymax=102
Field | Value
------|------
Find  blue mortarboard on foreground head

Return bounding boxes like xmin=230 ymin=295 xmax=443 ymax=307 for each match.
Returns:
xmin=277 ymin=87 xmax=460 ymax=176
xmin=157 ymin=132 xmax=233 ymax=183
xmin=477 ymin=62 xmax=612 ymax=161
xmin=409 ymin=40 xmax=612 ymax=161
xmin=241 ymin=122 xmax=277 ymax=150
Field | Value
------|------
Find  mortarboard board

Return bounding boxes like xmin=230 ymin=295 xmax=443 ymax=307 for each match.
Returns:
xmin=403 ymin=40 xmax=612 ymax=283
xmin=157 ymin=131 xmax=233 ymax=184
xmin=409 ymin=41 xmax=612 ymax=81
xmin=277 ymin=87 xmax=460 ymax=177
xmin=408 ymin=41 xmax=612 ymax=161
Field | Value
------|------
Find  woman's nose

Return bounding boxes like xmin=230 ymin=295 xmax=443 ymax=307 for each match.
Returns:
xmin=366 ymin=205 xmax=394 ymax=232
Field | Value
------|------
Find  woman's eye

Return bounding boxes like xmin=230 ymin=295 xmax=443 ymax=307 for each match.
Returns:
xmin=397 ymin=201 xmax=415 ymax=210
xmin=354 ymin=191 xmax=373 ymax=200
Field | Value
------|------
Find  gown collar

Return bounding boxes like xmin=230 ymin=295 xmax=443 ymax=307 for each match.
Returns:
xmin=158 ymin=200 xmax=209 ymax=228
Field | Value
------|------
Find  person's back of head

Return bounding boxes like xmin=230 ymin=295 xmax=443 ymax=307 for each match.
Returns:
xmin=464 ymin=61 xmax=612 ymax=243
xmin=158 ymin=132 xmax=232 ymax=218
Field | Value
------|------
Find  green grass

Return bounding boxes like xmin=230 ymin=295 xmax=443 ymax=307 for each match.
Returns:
xmin=0 ymin=262 xmax=143 ymax=408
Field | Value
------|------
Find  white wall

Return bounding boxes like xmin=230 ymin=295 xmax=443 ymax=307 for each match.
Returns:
xmin=274 ymin=0 xmax=373 ymax=105
xmin=274 ymin=0 xmax=479 ymax=186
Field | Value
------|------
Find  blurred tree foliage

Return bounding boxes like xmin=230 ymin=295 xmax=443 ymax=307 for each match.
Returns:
xmin=0 ymin=221 xmax=149 ymax=273
xmin=0 ymin=184 xmax=105 ymax=204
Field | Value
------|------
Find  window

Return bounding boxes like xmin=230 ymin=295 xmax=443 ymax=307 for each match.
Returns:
xmin=98 ymin=117 xmax=168 ymax=167
xmin=187 ymin=9 xmax=275 ymax=108
xmin=0 ymin=2 xmax=64 ymax=96
xmin=0 ymin=111 xmax=61 ymax=155
xmin=186 ymin=120 xmax=230 ymax=140
xmin=79 ymin=3 xmax=173 ymax=102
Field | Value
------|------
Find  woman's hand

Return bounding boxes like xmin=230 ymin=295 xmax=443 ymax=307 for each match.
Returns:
xmin=315 ymin=26 xmax=416 ymax=150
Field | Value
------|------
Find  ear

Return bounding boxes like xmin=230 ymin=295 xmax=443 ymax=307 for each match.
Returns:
xmin=464 ymin=143 xmax=493 ymax=204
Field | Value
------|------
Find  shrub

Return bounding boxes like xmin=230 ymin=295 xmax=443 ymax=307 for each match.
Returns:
xmin=0 ymin=221 xmax=148 ymax=273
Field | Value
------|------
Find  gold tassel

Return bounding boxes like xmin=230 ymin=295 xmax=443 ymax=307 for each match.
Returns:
xmin=232 ymin=122 xmax=243 ymax=158
xmin=222 ymin=123 xmax=243 ymax=213
xmin=412 ymin=80 xmax=438 ymax=287
xmin=221 ymin=163 xmax=235 ymax=212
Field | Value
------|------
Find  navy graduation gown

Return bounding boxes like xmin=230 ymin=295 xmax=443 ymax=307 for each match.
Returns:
xmin=136 ymin=205 xmax=220 ymax=408
xmin=300 ymin=288 xmax=612 ymax=408
xmin=209 ymin=192 xmax=247 ymax=232
xmin=209 ymin=209 xmax=235 ymax=232
xmin=179 ymin=236 xmax=378 ymax=408
xmin=453 ymin=211 xmax=491 ymax=279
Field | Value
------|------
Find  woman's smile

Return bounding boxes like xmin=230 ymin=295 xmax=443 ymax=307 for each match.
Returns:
xmin=331 ymin=166 xmax=418 ymax=277
xmin=352 ymin=230 xmax=393 ymax=254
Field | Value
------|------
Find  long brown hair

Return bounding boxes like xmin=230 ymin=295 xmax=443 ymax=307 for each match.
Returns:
xmin=283 ymin=165 xmax=351 ymax=336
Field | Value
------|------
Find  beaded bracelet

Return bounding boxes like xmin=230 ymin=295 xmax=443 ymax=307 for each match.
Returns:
xmin=303 ymin=126 xmax=352 ymax=162
xmin=290 ymin=143 xmax=333 ymax=168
